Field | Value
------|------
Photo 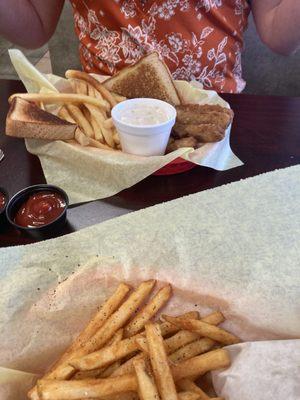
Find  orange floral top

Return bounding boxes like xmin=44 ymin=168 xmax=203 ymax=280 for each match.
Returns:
xmin=70 ymin=1 xmax=251 ymax=93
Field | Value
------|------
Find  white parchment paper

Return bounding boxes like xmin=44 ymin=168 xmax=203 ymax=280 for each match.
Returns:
xmin=9 ymin=49 xmax=242 ymax=204
xmin=0 ymin=165 xmax=299 ymax=400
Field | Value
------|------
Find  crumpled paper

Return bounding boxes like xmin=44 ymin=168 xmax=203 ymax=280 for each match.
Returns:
xmin=9 ymin=49 xmax=243 ymax=204
xmin=0 ymin=165 xmax=299 ymax=400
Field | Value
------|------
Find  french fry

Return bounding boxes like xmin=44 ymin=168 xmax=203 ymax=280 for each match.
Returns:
xmin=169 ymin=338 xmax=216 ymax=363
xmin=111 ymin=353 xmax=146 ymax=377
xmin=101 ymin=391 xmax=139 ymax=400
xmin=124 ymin=285 xmax=172 ymax=338
xmin=163 ymin=312 xmax=223 ymax=354
xmin=136 ymin=337 xmax=149 ymax=354
xmin=136 ymin=336 xmax=215 ymax=363
xmin=81 ymin=106 xmax=95 ymax=139
xmin=162 ymin=316 xmax=239 ymax=346
xmin=171 ymin=349 xmax=230 ymax=381
xmin=65 ymin=70 xmax=117 ymax=108
xmin=113 ymin=130 xmax=120 ymax=145
xmin=103 ymin=118 xmax=114 ymax=129
xmin=111 ymin=92 xmax=127 ymax=103
xmin=159 ymin=312 xmax=199 ymax=337
xmin=70 ymin=333 xmax=145 ymax=371
xmin=99 ymin=361 xmax=121 ymax=378
xmin=9 ymin=92 xmax=108 ymax=110
xmin=177 ymin=379 xmax=211 ymax=400
xmin=178 ymin=392 xmax=203 ymax=400
xmin=200 ymin=312 xmax=225 ymax=326
xmin=110 ymin=329 xmax=124 ymax=344
xmin=67 ymin=104 xmax=94 ymax=138
xmin=58 ymin=106 xmax=76 ymax=124
xmin=146 ymin=323 xmax=178 ymax=400
xmin=89 ymin=113 xmax=105 ymax=142
xmin=37 ymin=374 xmax=138 ymax=400
xmin=133 ymin=358 xmax=160 ymax=400
xmin=89 ymin=137 xmax=112 ymax=150
xmin=28 ymin=283 xmax=130 ymax=400
xmin=74 ymin=128 xmax=90 ymax=146
xmin=101 ymin=126 xmax=115 ymax=148
xmin=80 ymin=280 xmax=156 ymax=355
xmin=73 ymin=367 xmax=105 ymax=380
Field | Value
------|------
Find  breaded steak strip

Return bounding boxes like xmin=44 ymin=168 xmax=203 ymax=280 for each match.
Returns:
xmin=167 ymin=136 xmax=198 ymax=152
xmin=175 ymin=104 xmax=233 ymax=130
xmin=173 ymin=123 xmax=225 ymax=142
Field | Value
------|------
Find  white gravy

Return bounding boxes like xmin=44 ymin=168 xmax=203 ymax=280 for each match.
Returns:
xmin=119 ymin=105 xmax=168 ymax=126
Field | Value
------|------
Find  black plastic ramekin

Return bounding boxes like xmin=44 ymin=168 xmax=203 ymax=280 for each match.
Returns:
xmin=6 ymin=184 xmax=69 ymax=240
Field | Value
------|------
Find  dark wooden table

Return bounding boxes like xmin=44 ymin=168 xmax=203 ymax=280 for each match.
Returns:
xmin=1 ymin=79 xmax=300 ymax=247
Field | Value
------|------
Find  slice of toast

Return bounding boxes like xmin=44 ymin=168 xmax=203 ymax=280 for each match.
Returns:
xmin=103 ymin=52 xmax=182 ymax=106
xmin=6 ymin=97 xmax=77 ymax=140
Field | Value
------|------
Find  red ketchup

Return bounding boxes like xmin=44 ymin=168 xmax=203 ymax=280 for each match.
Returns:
xmin=0 ymin=193 xmax=6 ymax=210
xmin=14 ymin=191 xmax=66 ymax=228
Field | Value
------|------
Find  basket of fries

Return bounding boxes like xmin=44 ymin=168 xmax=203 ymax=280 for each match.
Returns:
xmin=6 ymin=50 xmax=243 ymax=203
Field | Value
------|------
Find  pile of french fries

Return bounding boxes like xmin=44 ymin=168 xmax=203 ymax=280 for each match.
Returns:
xmin=29 ymin=280 xmax=239 ymax=400
xmin=9 ymin=70 xmax=126 ymax=151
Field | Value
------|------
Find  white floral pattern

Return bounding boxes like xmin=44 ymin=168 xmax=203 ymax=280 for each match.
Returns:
xmin=72 ymin=0 xmax=250 ymax=92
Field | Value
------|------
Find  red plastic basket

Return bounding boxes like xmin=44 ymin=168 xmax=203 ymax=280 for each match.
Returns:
xmin=153 ymin=157 xmax=196 ymax=175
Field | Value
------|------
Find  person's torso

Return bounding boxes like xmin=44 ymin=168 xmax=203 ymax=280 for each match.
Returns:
xmin=70 ymin=0 xmax=250 ymax=93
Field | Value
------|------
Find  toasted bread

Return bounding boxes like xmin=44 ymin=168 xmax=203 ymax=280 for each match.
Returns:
xmin=6 ymin=97 xmax=77 ymax=140
xmin=103 ymin=52 xmax=181 ymax=106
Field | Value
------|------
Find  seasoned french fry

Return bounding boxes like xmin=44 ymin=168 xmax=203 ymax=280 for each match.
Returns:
xmin=163 ymin=316 xmax=239 ymax=346
xmin=159 ymin=312 xmax=199 ymax=337
xmin=169 ymin=338 xmax=216 ymax=363
xmin=111 ymin=353 xmax=146 ymax=377
xmin=162 ymin=312 xmax=223 ymax=355
xmin=9 ymin=92 xmax=108 ymax=110
xmin=28 ymin=283 xmax=130 ymax=400
xmin=73 ymin=367 xmax=106 ymax=380
xmin=134 ymin=358 xmax=160 ymax=400
xmin=37 ymin=374 xmax=138 ymax=400
xmin=80 ymin=280 xmax=156 ymax=355
xmin=177 ymin=379 xmax=216 ymax=400
xmin=146 ymin=323 xmax=178 ymax=400
xmin=99 ymin=361 xmax=121 ymax=378
xmin=66 ymin=104 xmax=94 ymax=138
xmin=70 ymin=333 xmax=145 ymax=371
xmin=124 ymin=285 xmax=172 ymax=338
xmin=74 ymin=128 xmax=90 ymax=146
xmin=171 ymin=349 xmax=230 ymax=381
xmin=101 ymin=391 xmax=139 ymax=400
xmin=200 ymin=312 xmax=225 ymax=326
xmin=178 ymin=392 xmax=202 ymax=400
xmin=110 ymin=329 xmax=124 ymax=344
xmin=58 ymin=106 xmax=76 ymax=124
xmin=66 ymin=70 xmax=117 ymax=108
xmin=136 ymin=337 xmax=149 ymax=354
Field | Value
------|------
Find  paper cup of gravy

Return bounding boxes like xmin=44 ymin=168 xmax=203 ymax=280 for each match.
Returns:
xmin=112 ymin=98 xmax=177 ymax=156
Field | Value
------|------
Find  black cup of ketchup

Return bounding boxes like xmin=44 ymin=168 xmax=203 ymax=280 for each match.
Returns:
xmin=6 ymin=184 xmax=69 ymax=240
xmin=0 ymin=187 xmax=9 ymax=228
